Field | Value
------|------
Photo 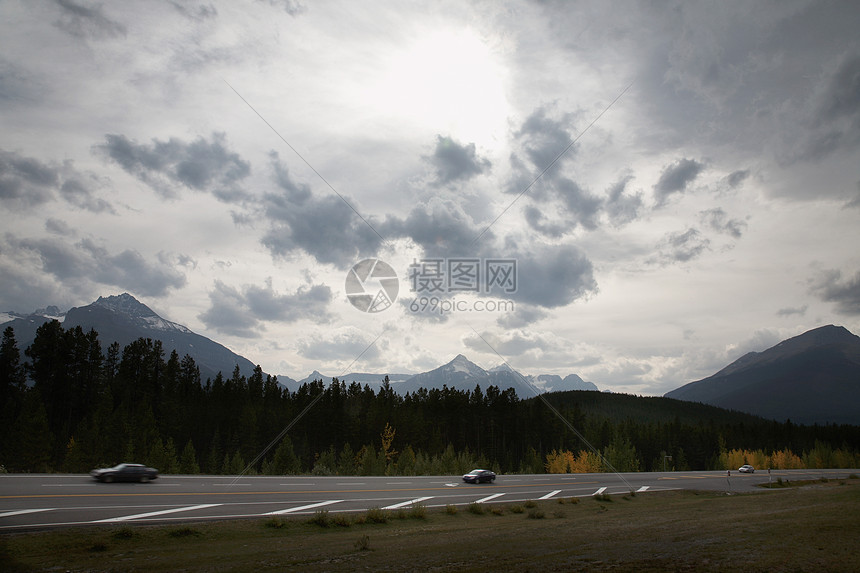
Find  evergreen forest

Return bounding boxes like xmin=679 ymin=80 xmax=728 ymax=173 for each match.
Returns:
xmin=1 ymin=322 xmax=858 ymax=476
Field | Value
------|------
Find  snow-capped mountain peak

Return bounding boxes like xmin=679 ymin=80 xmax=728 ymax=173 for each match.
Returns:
xmin=93 ymin=293 xmax=190 ymax=333
xmin=445 ymin=354 xmax=486 ymax=376
xmin=1 ymin=293 xmax=257 ymax=382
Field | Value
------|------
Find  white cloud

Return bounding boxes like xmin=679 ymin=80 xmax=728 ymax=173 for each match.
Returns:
xmin=1 ymin=0 xmax=859 ymax=392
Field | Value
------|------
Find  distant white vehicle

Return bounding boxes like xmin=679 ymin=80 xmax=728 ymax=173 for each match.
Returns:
xmin=738 ymin=464 xmax=755 ymax=473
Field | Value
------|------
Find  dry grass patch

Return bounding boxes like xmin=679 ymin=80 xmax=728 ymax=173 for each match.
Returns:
xmin=1 ymin=482 xmax=858 ymax=572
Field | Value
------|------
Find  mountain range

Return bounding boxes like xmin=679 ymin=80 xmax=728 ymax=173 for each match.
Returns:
xmin=288 ymin=354 xmax=598 ymax=396
xmin=4 ymin=294 xmax=859 ymax=424
xmin=0 ymin=293 xmax=257 ymax=382
xmin=0 ymin=294 xmax=598 ymax=397
xmin=665 ymin=325 xmax=860 ymax=425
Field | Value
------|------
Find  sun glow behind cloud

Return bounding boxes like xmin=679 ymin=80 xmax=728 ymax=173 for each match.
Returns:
xmin=362 ymin=28 xmax=510 ymax=148
xmin=2 ymin=0 xmax=860 ymax=392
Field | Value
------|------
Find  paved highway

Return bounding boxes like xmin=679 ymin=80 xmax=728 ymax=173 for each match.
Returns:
xmin=1 ymin=469 xmax=856 ymax=531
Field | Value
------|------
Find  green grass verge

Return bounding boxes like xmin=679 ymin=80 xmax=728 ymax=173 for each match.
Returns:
xmin=2 ymin=482 xmax=859 ymax=572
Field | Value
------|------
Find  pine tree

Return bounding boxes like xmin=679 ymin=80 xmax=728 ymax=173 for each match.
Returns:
xmin=0 ymin=327 xmax=26 ymax=458
xmin=225 ymin=450 xmax=246 ymax=475
xmin=270 ymin=436 xmax=301 ymax=475
xmin=0 ymin=326 xmax=25 ymax=409
xmin=312 ymin=446 xmax=337 ymax=475
xmin=337 ymin=442 xmax=356 ymax=475
xmin=147 ymin=439 xmax=168 ymax=472
xmin=179 ymin=439 xmax=200 ymax=474
xmin=8 ymin=391 xmax=53 ymax=472
xmin=162 ymin=438 xmax=180 ymax=474
xmin=395 ymin=445 xmax=417 ymax=475
xmin=206 ymin=432 xmax=223 ymax=474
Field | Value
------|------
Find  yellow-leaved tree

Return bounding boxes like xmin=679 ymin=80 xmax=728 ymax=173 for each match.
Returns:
xmin=380 ymin=422 xmax=398 ymax=474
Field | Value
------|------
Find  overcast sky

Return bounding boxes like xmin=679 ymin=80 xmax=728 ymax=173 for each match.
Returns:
xmin=2 ymin=0 xmax=859 ymax=394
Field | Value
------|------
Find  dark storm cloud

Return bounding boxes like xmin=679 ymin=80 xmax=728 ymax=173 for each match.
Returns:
xmin=554 ymin=178 xmax=602 ymax=230
xmin=0 ymin=260 xmax=64 ymax=316
xmin=654 ymin=158 xmax=705 ymax=205
xmin=383 ymin=201 xmax=596 ymax=310
xmin=508 ymin=243 xmax=597 ymax=308
xmin=0 ymin=59 xmax=42 ymax=103
xmin=523 ymin=206 xmax=567 ymax=238
xmin=383 ymin=199 xmax=490 ymax=258
xmin=95 ymin=132 xmax=251 ymax=202
xmin=9 ymin=235 xmax=185 ymax=297
xmin=261 ymin=194 xmax=383 ymax=266
xmin=802 ymin=54 xmax=860 ymax=161
xmin=260 ymin=154 xmax=383 ymax=266
xmin=59 ymin=175 xmax=114 ymax=214
xmin=269 ymin=151 xmax=311 ymax=204
xmin=45 ymin=218 xmax=76 ymax=237
xmin=514 ymin=107 xmax=578 ymax=176
xmin=426 ymin=135 xmax=491 ymax=185
xmin=605 ymin=175 xmax=643 ymax=227
xmin=198 ymin=281 xmax=260 ymax=338
xmin=244 ymin=281 xmax=333 ymax=323
xmin=656 ymin=229 xmax=710 ymax=263
xmin=506 ymin=108 xmax=603 ymax=234
xmin=198 ymin=278 xmax=332 ymax=337
xmin=815 ymin=55 xmax=860 ymax=124
xmin=0 ymin=150 xmax=57 ymax=207
xmin=0 ymin=150 xmax=113 ymax=213
xmin=725 ymin=169 xmax=750 ymax=189
xmin=82 ymin=241 xmax=186 ymax=296
xmin=53 ymin=0 xmax=127 ymax=40
xmin=514 ymin=173 xmax=601 ymax=235
xmin=811 ymin=269 xmax=860 ymax=315
xmin=700 ymin=208 xmax=746 ymax=239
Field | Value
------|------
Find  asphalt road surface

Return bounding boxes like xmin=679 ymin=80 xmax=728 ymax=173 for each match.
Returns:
xmin=1 ymin=469 xmax=856 ymax=531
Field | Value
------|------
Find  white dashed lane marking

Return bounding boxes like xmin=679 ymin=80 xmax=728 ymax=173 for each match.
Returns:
xmin=538 ymin=490 xmax=561 ymax=500
xmin=95 ymin=504 xmax=221 ymax=523
xmin=474 ymin=493 xmax=505 ymax=504
xmin=382 ymin=497 xmax=434 ymax=510
xmin=593 ymin=487 xmax=607 ymax=496
xmin=0 ymin=508 xmax=56 ymax=518
xmin=266 ymin=500 xmax=343 ymax=515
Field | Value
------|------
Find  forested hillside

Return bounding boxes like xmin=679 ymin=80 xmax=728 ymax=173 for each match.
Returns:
xmin=1 ymin=323 xmax=858 ymax=475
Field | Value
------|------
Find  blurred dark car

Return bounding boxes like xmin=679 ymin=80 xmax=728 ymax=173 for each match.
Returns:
xmin=91 ymin=463 xmax=159 ymax=483
xmin=463 ymin=469 xmax=496 ymax=484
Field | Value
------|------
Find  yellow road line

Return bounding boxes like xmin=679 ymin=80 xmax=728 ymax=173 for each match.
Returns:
xmin=0 ymin=481 xmax=601 ymax=500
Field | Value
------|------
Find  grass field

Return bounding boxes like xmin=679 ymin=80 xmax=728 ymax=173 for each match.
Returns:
xmin=2 ymin=480 xmax=858 ymax=572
